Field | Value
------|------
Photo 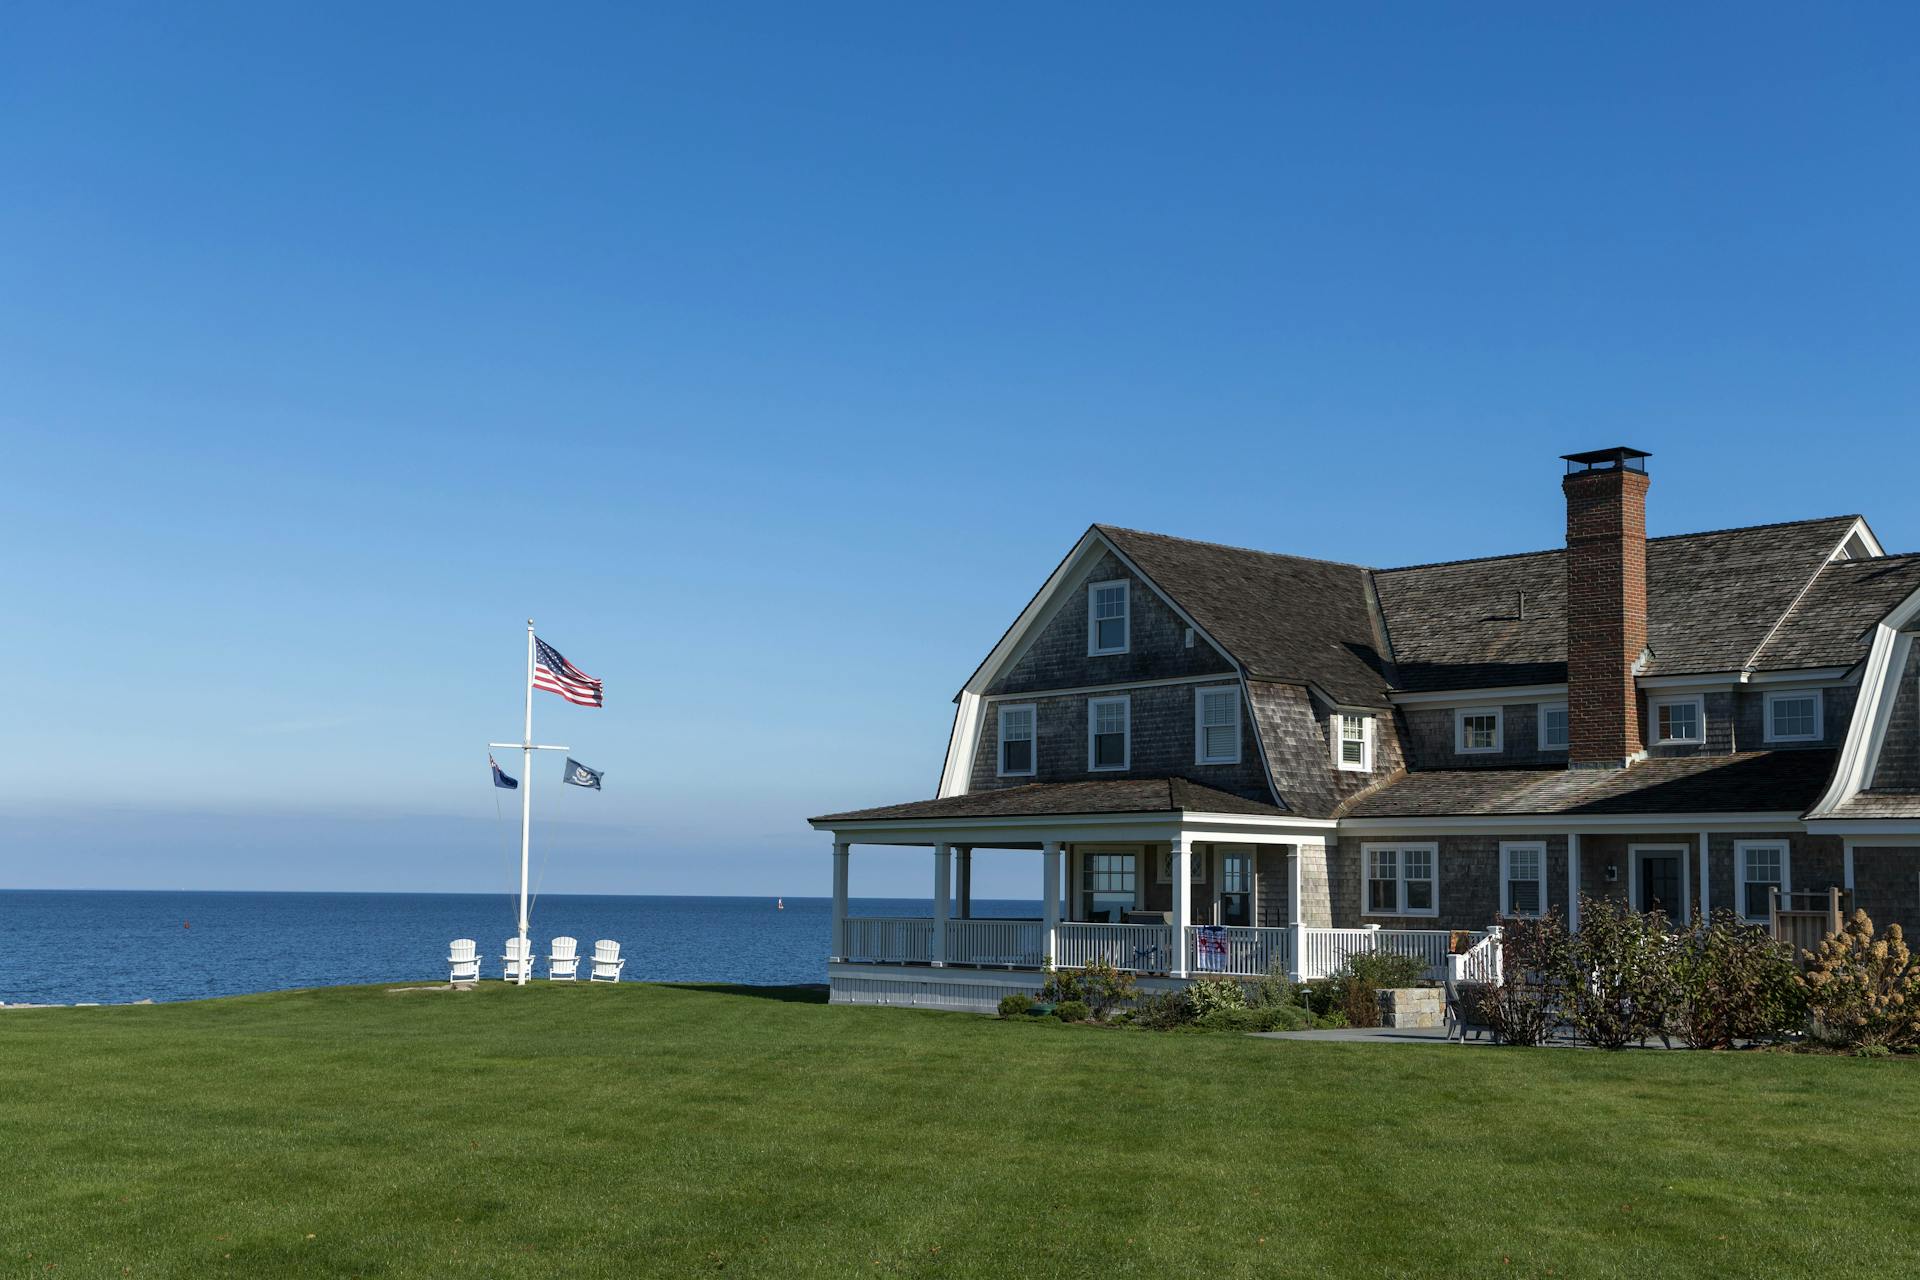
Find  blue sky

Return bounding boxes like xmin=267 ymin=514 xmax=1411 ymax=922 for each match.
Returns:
xmin=3 ymin=4 xmax=1916 ymax=900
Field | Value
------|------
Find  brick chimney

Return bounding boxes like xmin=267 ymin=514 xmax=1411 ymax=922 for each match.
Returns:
xmin=1562 ymin=447 xmax=1651 ymax=769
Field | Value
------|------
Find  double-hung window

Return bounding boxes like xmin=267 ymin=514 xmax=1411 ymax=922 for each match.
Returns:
xmin=1195 ymin=686 xmax=1241 ymax=764
xmin=1088 ymin=696 xmax=1130 ymax=771
xmin=1653 ymin=696 xmax=1705 ymax=746
xmin=1333 ymin=713 xmax=1373 ymax=772
xmin=997 ymin=703 xmax=1036 ymax=777
xmin=1500 ymin=841 xmax=1547 ymax=918
xmin=1087 ymin=580 xmax=1129 ymax=655
xmin=1455 ymin=707 xmax=1502 ymax=754
xmin=1736 ymin=841 xmax=1790 ymax=922
xmin=1364 ymin=843 xmax=1438 ymax=917
xmin=1081 ymin=852 xmax=1138 ymax=923
xmin=1538 ymin=702 xmax=1570 ymax=752
xmin=1764 ymin=690 xmax=1823 ymax=743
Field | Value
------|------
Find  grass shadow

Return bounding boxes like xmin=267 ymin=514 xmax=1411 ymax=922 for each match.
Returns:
xmin=667 ymin=983 xmax=830 ymax=1005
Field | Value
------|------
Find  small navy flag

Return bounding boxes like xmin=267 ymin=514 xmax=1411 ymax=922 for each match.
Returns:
xmin=563 ymin=758 xmax=603 ymax=790
xmin=490 ymin=755 xmax=518 ymax=790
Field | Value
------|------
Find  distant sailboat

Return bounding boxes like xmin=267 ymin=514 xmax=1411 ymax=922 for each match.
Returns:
xmin=776 ymin=898 xmax=784 ymax=911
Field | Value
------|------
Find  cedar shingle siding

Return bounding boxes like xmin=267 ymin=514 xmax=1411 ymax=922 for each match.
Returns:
xmin=1869 ymin=642 xmax=1920 ymax=791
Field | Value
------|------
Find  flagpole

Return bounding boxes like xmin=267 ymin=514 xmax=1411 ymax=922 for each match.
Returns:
xmin=518 ymin=618 xmax=535 ymax=986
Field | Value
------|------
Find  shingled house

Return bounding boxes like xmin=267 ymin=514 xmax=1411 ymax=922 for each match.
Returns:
xmin=809 ymin=448 xmax=1920 ymax=1013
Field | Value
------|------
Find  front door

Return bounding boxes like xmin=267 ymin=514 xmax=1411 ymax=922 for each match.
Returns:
xmin=1220 ymin=851 xmax=1253 ymax=926
xmin=1638 ymin=855 xmax=1682 ymax=917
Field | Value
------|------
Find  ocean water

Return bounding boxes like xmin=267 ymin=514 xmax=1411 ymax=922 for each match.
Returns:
xmin=0 ymin=890 xmax=1041 ymax=1006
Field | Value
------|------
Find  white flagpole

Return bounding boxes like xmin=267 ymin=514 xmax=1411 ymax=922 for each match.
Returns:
xmin=518 ymin=618 xmax=535 ymax=986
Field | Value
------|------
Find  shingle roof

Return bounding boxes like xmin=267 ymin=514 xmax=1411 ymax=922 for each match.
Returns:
xmin=812 ymin=777 xmax=1287 ymax=824
xmin=1752 ymin=554 xmax=1920 ymax=671
xmin=1337 ymin=751 xmax=1838 ymax=819
xmin=1098 ymin=526 xmax=1392 ymax=706
xmin=1374 ymin=516 xmax=1862 ymax=691
xmin=1825 ymin=793 xmax=1920 ymax=820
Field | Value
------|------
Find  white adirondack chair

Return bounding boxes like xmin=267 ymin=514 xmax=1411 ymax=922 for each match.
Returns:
xmin=588 ymin=939 xmax=625 ymax=983
xmin=448 ymin=938 xmax=481 ymax=983
xmin=548 ymin=936 xmax=580 ymax=981
xmin=502 ymin=936 xmax=536 ymax=982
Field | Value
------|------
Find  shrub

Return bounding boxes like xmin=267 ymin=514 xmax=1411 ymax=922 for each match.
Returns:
xmin=997 ymin=993 xmax=1035 ymax=1019
xmin=1343 ymin=948 xmax=1430 ymax=991
xmin=1297 ymin=979 xmax=1338 ymax=1016
xmin=1566 ymin=896 xmax=1678 ymax=1050
xmin=1334 ymin=973 xmax=1381 ymax=1027
xmin=1482 ymin=912 xmax=1573 ymax=1047
xmin=1037 ymin=958 xmax=1137 ymax=1022
xmin=1801 ymin=911 xmax=1920 ymax=1051
xmin=1130 ymin=989 xmax=1195 ymax=1030
xmin=1187 ymin=977 xmax=1247 ymax=1017
xmin=1053 ymin=999 xmax=1090 ymax=1023
xmin=1669 ymin=910 xmax=1803 ymax=1048
xmin=1248 ymin=961 xmax=1300 ymax=1011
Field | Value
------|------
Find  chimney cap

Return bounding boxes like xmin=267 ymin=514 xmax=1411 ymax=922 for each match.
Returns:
xmin=1562 ymin=446 xmax=1651 ymax=474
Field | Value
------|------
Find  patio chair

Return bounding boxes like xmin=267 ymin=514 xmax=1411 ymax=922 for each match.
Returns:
xmin=588 ymin=939 xmax=626 ymax=983
xmin=448 ymin=939 xmax=481 ymax=984
xmin=1444 ymin=972 xmax=1495 ymax=1043
xmin=502 ymin=936 xmax=536 ymax=982
xmin=548 ymin=936 xmax=581 ymax=981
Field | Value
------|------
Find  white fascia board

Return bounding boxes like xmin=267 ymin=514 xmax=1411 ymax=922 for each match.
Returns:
xmin=1743 ymin=666 xmax=1858 ymax=687
xmin=1337 ymin=813 xmax=1806 ymax=836
xmin=1389 ymin=683 xmax=1567 ymax=708
xmin=1635 ymin=673 xmax=1743 ymax=693
xmin=1808 ymin=626 xmax=1910 ymax=817
xmin=1803 ymin=824 xmax=1920 ymax=843
xmin=1833 ymin=517 xmax=1887 ymax=561
xmin=808 ymin=809 xmax=1336 ymax=846
xmin=936 ymin=694 xmax=983 ymax=799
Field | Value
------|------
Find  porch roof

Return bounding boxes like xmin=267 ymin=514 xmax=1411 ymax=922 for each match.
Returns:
xmin=1824 ymin=793 xmax=1920 ymax=820
xmin=811 ymin=777 xmax=1288 ymax=824
xmin=1338 ymin=750 xmax=1838 ymax=819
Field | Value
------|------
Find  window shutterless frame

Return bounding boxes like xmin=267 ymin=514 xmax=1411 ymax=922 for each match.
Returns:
xmin=1651 ymin=695 xmax=1706 ymax=746
xmin=1194 ymin=685 xmax=1241 ymax=765
xmin=1087 ymin=694 xmax=1130 ymax=771
xmin=1763 ymin=689 xmax=1823 ymax=744
xmin=1537 ymin=702 xmax=1570 ymax=752
xmin=1086 ymin=579 xmax=1129 ymax=656
xmin=1455 ymin=707 xmax=1503 ymax=754
xmin=996 ymin=702 xmax=1037 ymax=777
xmin=1332 ymin=712 xmax=1373 ymax=772
xmin=1734 ymin=840 xmax=1792 ymax=922
xmin=1499 ymin=841 xmax=1548 ymax=918
xmin=1361 ymin=842 xmax=1439 ymax=918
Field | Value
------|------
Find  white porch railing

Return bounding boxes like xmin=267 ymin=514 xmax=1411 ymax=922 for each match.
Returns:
xmin=838 ymin=917 xmax=934 ymax=964
xmin=1187 ymin=926 xmax=1293 ymax=977
xmin=943 ymin=918 xmax=1046 ymax=968
xmin=1295 ymin=926 xmax=1480 ymax=982
xmin=1055 ymin=922 xmax=1175 ymax=974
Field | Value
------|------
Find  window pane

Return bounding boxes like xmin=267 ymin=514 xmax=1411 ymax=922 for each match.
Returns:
xmin=1368 ymin=878 xmax=1397 ymax=913
xmin=1744 ymin=881 xmax=1773 ymax=919
xmin=1772 ymin=696 xmax=1815 ymax=738
xmin=1341 ymin=738 xmax=1366 ymax=765
xmin=1542 ymin=706 xmax=1569 ymax=749
xmin=1509 ymin=879 xmax=1540 ymax=914
xmin=1097 ymin=617 xmax=1125 ymax=649
xmin=1660 ymin=702 xmax=1700 ymax=741
xmin=1003 ymin=739 xmax=1032 ymax=772
xmin=1369 ymin=849 xmax=1397 ymax=879
xmin=1404 ymin=848 xmax=1432 ymax=881
xmin=1095 ymin=702 xmax=1125 ymax=734
xmin=1095 ymin=732 xmax=1125 ymax=767
xmin=1509 ymin=848 xmax=1539 ymax=879
xmin=1405 ymin=879 xmax=1433 ymax=911
xmin=1463 ymin=714 xmax=1496 ymax=748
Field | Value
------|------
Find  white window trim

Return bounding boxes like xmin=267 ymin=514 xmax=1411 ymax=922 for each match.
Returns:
xmin=1454 ymin=707 xmax=1504 ymax=755
xmin=1332 ymin=712 xmax=1374 ymax=773
xmin=1087 ymin=694 xmax=1131 ymax=772
xmin=996 ymin=702 xmax=1036 ymax=778
xmin=1193 ymin=685 xmax=1242 ymax=765
xmin=1763 ymin=689 xmax=1824 ymax=744
xmin=1361 ymin=842 xmax=1440 ymax=919
xmin=1734 ymin=839 xmax=1792 ymax=923
xmin=1499 ymin=841 xmax=1549 ymax=918
xmin=1537 ymin=702 xmax=1570 ymax=753
xmin=1651 ymin=695 xmax=1707 ymax=746
xmin=1081 ymin=847 xmax=1143 ymax=917
xmin=1086 ymin=579 xmax=1130 ymax=656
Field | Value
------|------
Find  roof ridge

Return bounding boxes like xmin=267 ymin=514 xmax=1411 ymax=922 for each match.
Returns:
xmin=1375 ymin=514 xmax=1864 ymax=576
xmin=1095 ymin=524 xmax=1374 ymax=572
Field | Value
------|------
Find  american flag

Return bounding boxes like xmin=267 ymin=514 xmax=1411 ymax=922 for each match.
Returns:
xmin=533 ymin=636 xmax=603 ymax=707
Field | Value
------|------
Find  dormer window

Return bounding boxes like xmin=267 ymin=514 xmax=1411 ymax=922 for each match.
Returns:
xmin=1764 ymin=690 xmax=1823 ymax=743
xmin=1538 ymin=703 xmax=1570 ymax=752
xmin=1652 ymin=695 xmax=1705 ymax=746
xmin=1087 ymin=580 xmax=1129 ymax=655
xmin=1455 ymin=707 xmax=1503 ymax=754
xmin=1088 ymin=695 xmax=1130 ymax=770
xmin=997 ymin=703 xmax=1036 ymax=777
xmin=1333 ymin=713 xmax=1373 ymax=772
xmin=1194 ymin=686 xmax=1241 ymax=764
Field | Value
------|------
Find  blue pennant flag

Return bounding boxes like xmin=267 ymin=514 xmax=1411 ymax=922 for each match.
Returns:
xmin=489 ymin=755 xmax=518 ymax=790
xmin=563 ymin=757 xmax=603 ymax=790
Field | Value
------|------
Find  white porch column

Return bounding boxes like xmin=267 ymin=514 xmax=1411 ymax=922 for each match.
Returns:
xmin=1844 ymin=839 xmax=1856 ymax=900
xmin=1567 ymin=833 xmax=1581 ymax=932
xmin=1698 ymin=830 xmax=1712 ymax=920
xmin=932 ymin=844 xmax=952 ymax=967
xmin=1171 ymin=836 xmax=1193 ymax=978
xmin=1041 ymin=840 xmax=1062 ymax=967
xmin=956 ymin=846 xmax=973 ymax=920
xmin=1287 ymin=845 xmax=1305 ymax=981
xmin=830 ymin=840 xmax=850 ymax=962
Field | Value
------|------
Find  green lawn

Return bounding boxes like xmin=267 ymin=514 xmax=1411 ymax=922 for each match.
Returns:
xmin=1 ymin=983 xmax=1914 ymax=1279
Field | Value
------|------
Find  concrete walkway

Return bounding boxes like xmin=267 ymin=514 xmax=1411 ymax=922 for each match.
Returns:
xmin=1252 ymin=1025 xmax=1708 ymax=1049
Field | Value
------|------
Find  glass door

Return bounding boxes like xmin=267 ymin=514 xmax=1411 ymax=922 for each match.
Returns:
xmin=1220 ymin=850 xmax=1253 ymax=926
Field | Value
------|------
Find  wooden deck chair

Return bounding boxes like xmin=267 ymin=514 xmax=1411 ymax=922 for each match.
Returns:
xmin=588 ymin=939 xmax=626 ymax=983
xmin=448 ymin=938 xmax=481 ymax=984
xmin=548 ymin=936 xmax=581 ymax=981
xmin=502 ymin=937 xmax=536 ymax=982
